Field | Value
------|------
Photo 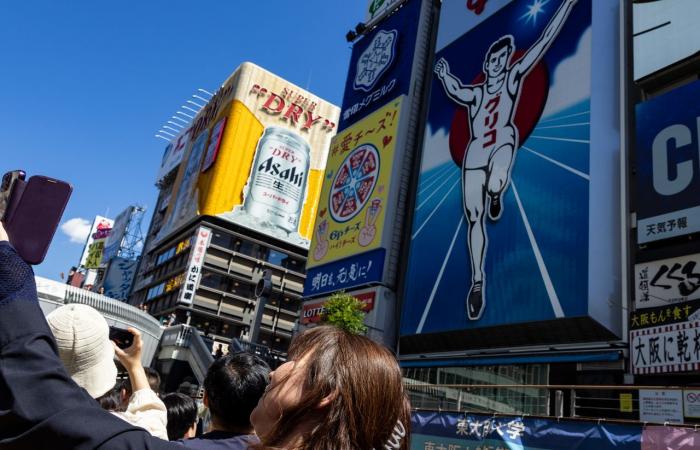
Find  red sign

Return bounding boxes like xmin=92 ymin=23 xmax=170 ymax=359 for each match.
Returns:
xmin=301 ymin=291 xmax=376 ymax=325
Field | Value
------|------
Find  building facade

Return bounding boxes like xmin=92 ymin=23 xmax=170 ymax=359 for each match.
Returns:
xmin=130 ymin=62 xmax=339 ymax=356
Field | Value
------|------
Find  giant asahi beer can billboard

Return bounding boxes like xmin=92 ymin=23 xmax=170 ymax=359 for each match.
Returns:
xmin=399 ymin=0 xmax=622 ymax=353
xmin=158 ymin=63 xmax=340 ymax=249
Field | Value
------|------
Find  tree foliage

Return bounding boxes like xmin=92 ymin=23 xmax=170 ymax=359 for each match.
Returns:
xmin=320 ymin=291 xmax=368 ymax=334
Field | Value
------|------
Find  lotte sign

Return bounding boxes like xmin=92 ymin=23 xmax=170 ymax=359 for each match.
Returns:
xmin=300 ymin=291 xmax=376 ymax=325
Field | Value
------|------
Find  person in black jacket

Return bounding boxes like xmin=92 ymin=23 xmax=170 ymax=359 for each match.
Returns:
xmin=0 ymin=223 xmax=179 ymax=450
xmin=179 ymin=352 xmax=268 ymax=449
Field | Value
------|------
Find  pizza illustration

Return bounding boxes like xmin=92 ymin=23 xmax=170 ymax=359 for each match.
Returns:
xmin=329 ymin=143 xmax=380 ymax=223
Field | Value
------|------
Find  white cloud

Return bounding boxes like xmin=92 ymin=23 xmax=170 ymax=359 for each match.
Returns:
xmin=60 ymin=218 xmax=92 ymax=244
xmin=420 ymin=125 xmax=454 ymax=172
xmin=541 ymin=26 xmax=591 ymax=118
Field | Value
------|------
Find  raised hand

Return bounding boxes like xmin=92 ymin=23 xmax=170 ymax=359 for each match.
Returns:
xmin=434 ymin=58 xmax=449 ymax=79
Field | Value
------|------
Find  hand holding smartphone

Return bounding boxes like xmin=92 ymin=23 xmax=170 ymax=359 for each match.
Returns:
xmin=109 ymin=326 xmax=135 ymax=350
xmin=0 ymin=171 xmax=72 ymax=264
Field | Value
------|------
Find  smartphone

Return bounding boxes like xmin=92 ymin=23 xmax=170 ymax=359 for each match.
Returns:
xmin=109 ymin=327 xmax=134 ymax=349
xmin=1 ymin=173 xmax=72 ymax=265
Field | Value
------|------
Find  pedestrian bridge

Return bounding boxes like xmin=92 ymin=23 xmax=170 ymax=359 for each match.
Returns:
xmin=35 ymin=276 xmax=163 ymax=366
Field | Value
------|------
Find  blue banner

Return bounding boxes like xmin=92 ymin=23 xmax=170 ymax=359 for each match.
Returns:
xmin=304 ymin=249 xmax=385 ymax=297
xmin=411 ymin=411 xmax=641 ymax=450
xmin=636 ymin=78 xmax=700 ymax=243
xmin=338 ymin=0 xmax=421 ymax=131
xmin=103 ymin=257 xmax=138 ymax=300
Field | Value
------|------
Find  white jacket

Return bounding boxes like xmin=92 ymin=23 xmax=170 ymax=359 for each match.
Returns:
xmin=112 ymin=388 xmax=168 ymax=440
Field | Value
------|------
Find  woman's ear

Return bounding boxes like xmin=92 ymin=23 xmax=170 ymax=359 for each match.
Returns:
xmin=203 ymin=391 xmax=209 ymax=408
xmin=316 ymin=389 xmax=338 ymax=410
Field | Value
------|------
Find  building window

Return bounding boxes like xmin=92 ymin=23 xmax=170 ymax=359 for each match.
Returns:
xmin=155 ymin=236 xmax=192 ymax=267
xmin=229 ymin=280 xmax=253 ymax=299
xmin=402 ymin=364 xmax=549 ymax=416
xmin=199 ymin=271 xmax=227 ymax=291
xmin=210 ymin=232 xmax=233 ymax=249
xmin=239 ymin=241 xmax=268 ymax=260
xmin=267 ymin=250 xmax=287 ymax=267
xmin=147 ymin=282 xmax=166 ymax=301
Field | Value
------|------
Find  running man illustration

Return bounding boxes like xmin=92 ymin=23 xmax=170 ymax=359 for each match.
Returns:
xmin=434 ymin=0 xmax=577 ymax=321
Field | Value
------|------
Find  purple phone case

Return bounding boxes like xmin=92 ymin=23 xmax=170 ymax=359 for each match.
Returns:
xmin=5 ymin=176 xmax=72 ymax=265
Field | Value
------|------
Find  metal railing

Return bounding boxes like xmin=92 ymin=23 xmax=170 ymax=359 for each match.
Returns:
xmin=405 ymin=383 xmax=700 ymax=424
xmin=159 ymin=325 xmax=214 ymax=383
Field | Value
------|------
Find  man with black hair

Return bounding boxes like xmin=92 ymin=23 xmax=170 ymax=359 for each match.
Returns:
xmin=163 ymin=393 xmax=198 ymax=441
xmin=180 ymin=352 xmax=270 ymax=449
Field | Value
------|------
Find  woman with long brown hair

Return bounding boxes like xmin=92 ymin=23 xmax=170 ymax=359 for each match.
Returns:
xmin=250 ymin=325 xmax=411 ymax=450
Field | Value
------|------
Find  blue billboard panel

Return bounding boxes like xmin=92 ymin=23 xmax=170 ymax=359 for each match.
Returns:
xmin=338 ymin=0 xmax=421 ymax=131
xmin=411 ymin=411 xmax=641 ymax=450
xmin=103 ymin=257 xmax=138 ymax=301
xmin=304 ymin=249 xmax=385 ymax=298
xmin=400 ymin=0 xmax=620 ymax=342
xmin=636 ymin=78 xmax=700 ymax=243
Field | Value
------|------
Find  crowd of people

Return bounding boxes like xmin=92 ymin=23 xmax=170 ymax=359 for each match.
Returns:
xmin=0 ymin=221 xmax=412 ymax=449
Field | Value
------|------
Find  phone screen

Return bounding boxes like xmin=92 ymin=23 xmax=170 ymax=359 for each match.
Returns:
xmin=4 ymin=175 xmax=72 ymax=264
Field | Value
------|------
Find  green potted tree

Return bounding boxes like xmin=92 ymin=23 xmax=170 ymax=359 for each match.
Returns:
xmin=319 ymin=291 xmax=368 ymax=335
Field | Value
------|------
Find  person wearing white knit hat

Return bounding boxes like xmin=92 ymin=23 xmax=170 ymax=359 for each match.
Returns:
xmin=47 ymin=303 xmax=118 ymax=398
xmin=46 ymin=303 xmax=168 ymax=439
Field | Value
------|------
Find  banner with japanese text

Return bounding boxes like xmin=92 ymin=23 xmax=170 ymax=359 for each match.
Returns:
xmin=411 ymin=411 xmax=641 ymax=450
xmin=342 ymin=0 xmax=421 ymax=130
xmin=177 ymin=226 xmax=211 ymax=306
xmin=305 ymin=97 xmax=404 ymax=292
xmin=635 ymin=253 xmax=700 ymax=310
xmin=102 ymin=257 xmax=138 ymax=301
xmin=631 ymin=320 xmax=700 ymax=375
xmin=629 ymin=300 xmax=700 ymax=331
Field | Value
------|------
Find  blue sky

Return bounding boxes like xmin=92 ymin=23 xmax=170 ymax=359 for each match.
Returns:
xmin=0 ymin=1 xmax=365 ymax=279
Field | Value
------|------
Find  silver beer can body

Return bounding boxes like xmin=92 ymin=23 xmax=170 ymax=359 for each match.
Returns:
xmin=244 ymin=126 xmax=311 ymax=233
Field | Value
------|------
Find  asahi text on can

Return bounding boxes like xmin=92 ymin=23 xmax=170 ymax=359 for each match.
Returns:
xmin=243 ymin=126 xmax=311 ymax=233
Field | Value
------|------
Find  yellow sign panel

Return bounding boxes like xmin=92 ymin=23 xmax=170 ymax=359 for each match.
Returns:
xmin=84 ymin=241 xmax=105 ymax=269
xmin=159 ymin=63 xmax=340 ymax=249
xmin=620 ymin=393 xmax=633 ymax=413
xmin=307 ymin=97 xmax=403 ymax=268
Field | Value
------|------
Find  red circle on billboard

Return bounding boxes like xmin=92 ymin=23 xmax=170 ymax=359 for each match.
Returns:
xmin=448 ymin=50 xmax=549 ymax=167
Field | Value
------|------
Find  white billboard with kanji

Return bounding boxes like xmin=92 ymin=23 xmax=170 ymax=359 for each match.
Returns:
xmin=635 ymin=253 xmax=700 ymax=310
xmin=631 ymin=320 xmax=700 ymax=375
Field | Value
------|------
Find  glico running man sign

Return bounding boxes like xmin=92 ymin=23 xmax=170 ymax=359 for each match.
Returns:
xmin=400 ymin=0 xmax=621 ymax=351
